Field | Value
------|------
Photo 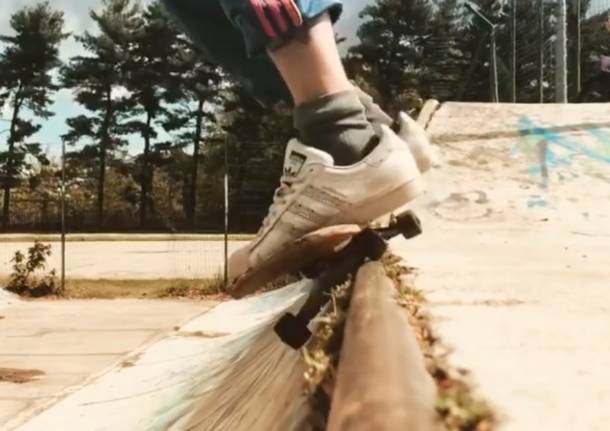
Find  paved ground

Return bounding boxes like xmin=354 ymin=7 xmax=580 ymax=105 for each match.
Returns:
xmin=0 ymin=240 xmax=248 ymax=280
xmin=0 ymin=296 xmax=212 ymax=430
xmin=392 ymin=102 xmax=610 ymax=431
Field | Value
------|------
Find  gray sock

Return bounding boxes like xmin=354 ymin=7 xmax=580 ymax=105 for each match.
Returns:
xmin=293 ymin=90 xmax=377 ymax=166
xmin=353 ymin=86 xmax=393 ymax=127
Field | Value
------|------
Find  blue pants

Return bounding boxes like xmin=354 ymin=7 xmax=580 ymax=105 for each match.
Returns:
xmin=161 ymin=0 xmax=342 ymax=106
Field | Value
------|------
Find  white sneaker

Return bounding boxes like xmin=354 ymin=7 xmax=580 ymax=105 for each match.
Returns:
xmin=397 ymin=112 xmax=438 ymax=173
xmin=228 ymin=125 xmax=424 ymax=280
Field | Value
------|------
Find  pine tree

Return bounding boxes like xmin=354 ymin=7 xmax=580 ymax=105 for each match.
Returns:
xmin=347 ymin=0 xmax=435 ymax=114
xmin=163 ymin=36 xmax=223 ymax=226
xmin=0 ymin=2 xmax=67 ymax=230
xmin=61 ymin=0 xmax=141 ymax=227
xmin=457 ymin=0 xmax=505 ymax=101
xmin=578 ymin=3 xmax=607 ymax=94
xmin=422 ymin=0 xmax=470 ymax=101
xmin=123 ymin=1 xmax=180 ymax=227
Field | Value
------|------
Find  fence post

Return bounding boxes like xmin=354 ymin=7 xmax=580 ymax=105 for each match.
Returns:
xmin=60 ymin=139 xmax=66 ymax=292
xmin=555 ymin=0 xmax=568 ymax=102
xmin=490 ymin=26 xmax=499 ymax=103
xmin=510 ymin=0 xmax=517 ymax=102
xmin=224 ymin=135 xmax=229 ymax=289
xmin=538 ymin=0 xmax=545 ymax=102
xmin=575 ymin=0 xmax=582 ymax=95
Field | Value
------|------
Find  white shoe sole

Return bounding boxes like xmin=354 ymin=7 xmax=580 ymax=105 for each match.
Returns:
xmin=335 ymin=174 xmax=425 ymax=225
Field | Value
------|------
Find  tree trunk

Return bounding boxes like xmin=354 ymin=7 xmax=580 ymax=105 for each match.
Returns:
xmin=2 ymin=141 xmax=14 ymax=231
xmin=97 ymin=88 xmax=112 ymax=228
xmin=188 ymin=99 xmax=204 ymax=227
xmin=140 ymin=113 xmax=153 ymax=228
xmin=2 ymin=87 xmax=23 ymax=231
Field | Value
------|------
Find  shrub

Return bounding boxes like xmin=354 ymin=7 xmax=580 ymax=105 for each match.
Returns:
xmin=4 ymin=241 xmax=61 ymax=297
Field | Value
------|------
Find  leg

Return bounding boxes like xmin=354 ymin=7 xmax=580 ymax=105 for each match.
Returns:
xmin=219 ymin=2 xmax=426 ymax=273
xmin=267 ymin=13 xmax=378 ymax=166
xmin=166 ymin=0 xmax=375 ymax=165
xmin=161 ymin=0 xmax=414 ymax=144
xmin=267 ymin=13 xmax=352 ymax=105
xmin=160 ymin=0 xmax=291 ymax=106
xmin=161 ymin=0 xmax=431 ymax=278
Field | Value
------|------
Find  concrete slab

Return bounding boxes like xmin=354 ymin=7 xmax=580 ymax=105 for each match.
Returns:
xmin=393 ymin=102 xmax=610 ymax=431
xmin=0 ymin=298 xmax=211 ymax=429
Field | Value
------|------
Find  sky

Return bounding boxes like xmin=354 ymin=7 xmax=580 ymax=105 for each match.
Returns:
xmin=0 ymin=0 xmax=371 ymax=158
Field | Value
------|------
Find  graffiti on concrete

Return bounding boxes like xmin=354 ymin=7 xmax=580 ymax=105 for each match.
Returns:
xmin=514 ymin=116 xmax=610 ymax=208
xmin=515 ymin=116 xmax=610 ymax=182
xmin=527 ymin=195 xmax=547 ymax=208
xmin=430 ymin=190 xmax=492 ymax=221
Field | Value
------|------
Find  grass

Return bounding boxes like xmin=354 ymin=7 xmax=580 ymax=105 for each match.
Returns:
xmin=299 ymin=253 xmax=496 ymax=431
xmin=301 ymin=277 xmax=353 ymax=425
xmin=0 ymin=233 xmax=255 ymax=243
xmin=65 ymin=277 xmax=226 ymax=299
xmin=0 ymin=276 xmax=227 ymax=299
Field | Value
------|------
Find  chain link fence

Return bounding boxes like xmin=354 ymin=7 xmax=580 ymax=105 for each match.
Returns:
xmin=0 ymin=137 xmax=276 ymax=290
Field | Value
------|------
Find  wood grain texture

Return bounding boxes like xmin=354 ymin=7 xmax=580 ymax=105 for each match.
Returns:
xmin=327 ymin=262 xmax=439 ymax=431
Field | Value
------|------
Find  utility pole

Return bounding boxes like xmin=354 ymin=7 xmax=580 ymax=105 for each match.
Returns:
xmin=61 ymin=139 xmax=66 ymax=293
xmin=223 ymin=135 xmax=229 ymax=290
xmin=575 ymin=0 xmax=582 ymax=95
xmin=538 ymin=0 xmax=545 ymax=102
xmin=555 ymin=0 xmax=568 ymax=102
xmin=510 ymin=0 xmax=517 ymax=102
xmin=490 ymin=27 xmax=499 ymax=103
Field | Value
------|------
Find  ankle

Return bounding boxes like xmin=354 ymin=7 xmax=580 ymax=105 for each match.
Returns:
xmin=268 ymin=14 xmax=352 ymax=105
xmin=293 ymin=90 xmax=377 ymax=166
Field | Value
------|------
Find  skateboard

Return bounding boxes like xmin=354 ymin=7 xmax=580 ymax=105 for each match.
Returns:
xmin=227 ymin=210 xmax=423 ymax=349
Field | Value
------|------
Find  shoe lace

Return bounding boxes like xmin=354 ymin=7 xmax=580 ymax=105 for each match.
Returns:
xmin=258 ymin=173 xmax=304 ymax=233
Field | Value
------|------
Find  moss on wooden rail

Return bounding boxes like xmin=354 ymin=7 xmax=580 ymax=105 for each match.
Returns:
xmin=299 ymin=252 xmax=496 ymax=431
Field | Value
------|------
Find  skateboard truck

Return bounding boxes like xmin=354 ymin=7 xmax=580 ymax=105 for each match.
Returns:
xmin=274 ymin=210 xmax=422 ymax=350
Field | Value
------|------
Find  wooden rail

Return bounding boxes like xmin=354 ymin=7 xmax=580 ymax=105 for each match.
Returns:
xmin=327 ymin=262 xmax=439 ymax=431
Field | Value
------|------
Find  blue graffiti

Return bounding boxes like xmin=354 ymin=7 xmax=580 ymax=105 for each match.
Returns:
xmin=527 ymin=195 xmax=548 ymax=208
xmin=516 ymin=116 xmax=610 ymax=181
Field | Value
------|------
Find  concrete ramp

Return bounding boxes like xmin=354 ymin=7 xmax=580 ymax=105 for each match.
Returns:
xmin=392 ymin=102 xmax=610 ymax=431
xmin=420 ymin=102 xmax=610 ymax=229
xmin=12 ymin=282 xmax=314 ymax=431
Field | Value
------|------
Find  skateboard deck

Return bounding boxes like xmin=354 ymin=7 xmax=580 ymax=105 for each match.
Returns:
xmin=227 ymin=210 xmax=422 ymax=299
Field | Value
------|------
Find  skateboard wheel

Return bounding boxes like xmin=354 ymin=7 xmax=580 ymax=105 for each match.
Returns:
xmin=396 ymin=210 xmax=422 ymax=239
xmin=274 ymin=313 xmax=312 ymax=350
